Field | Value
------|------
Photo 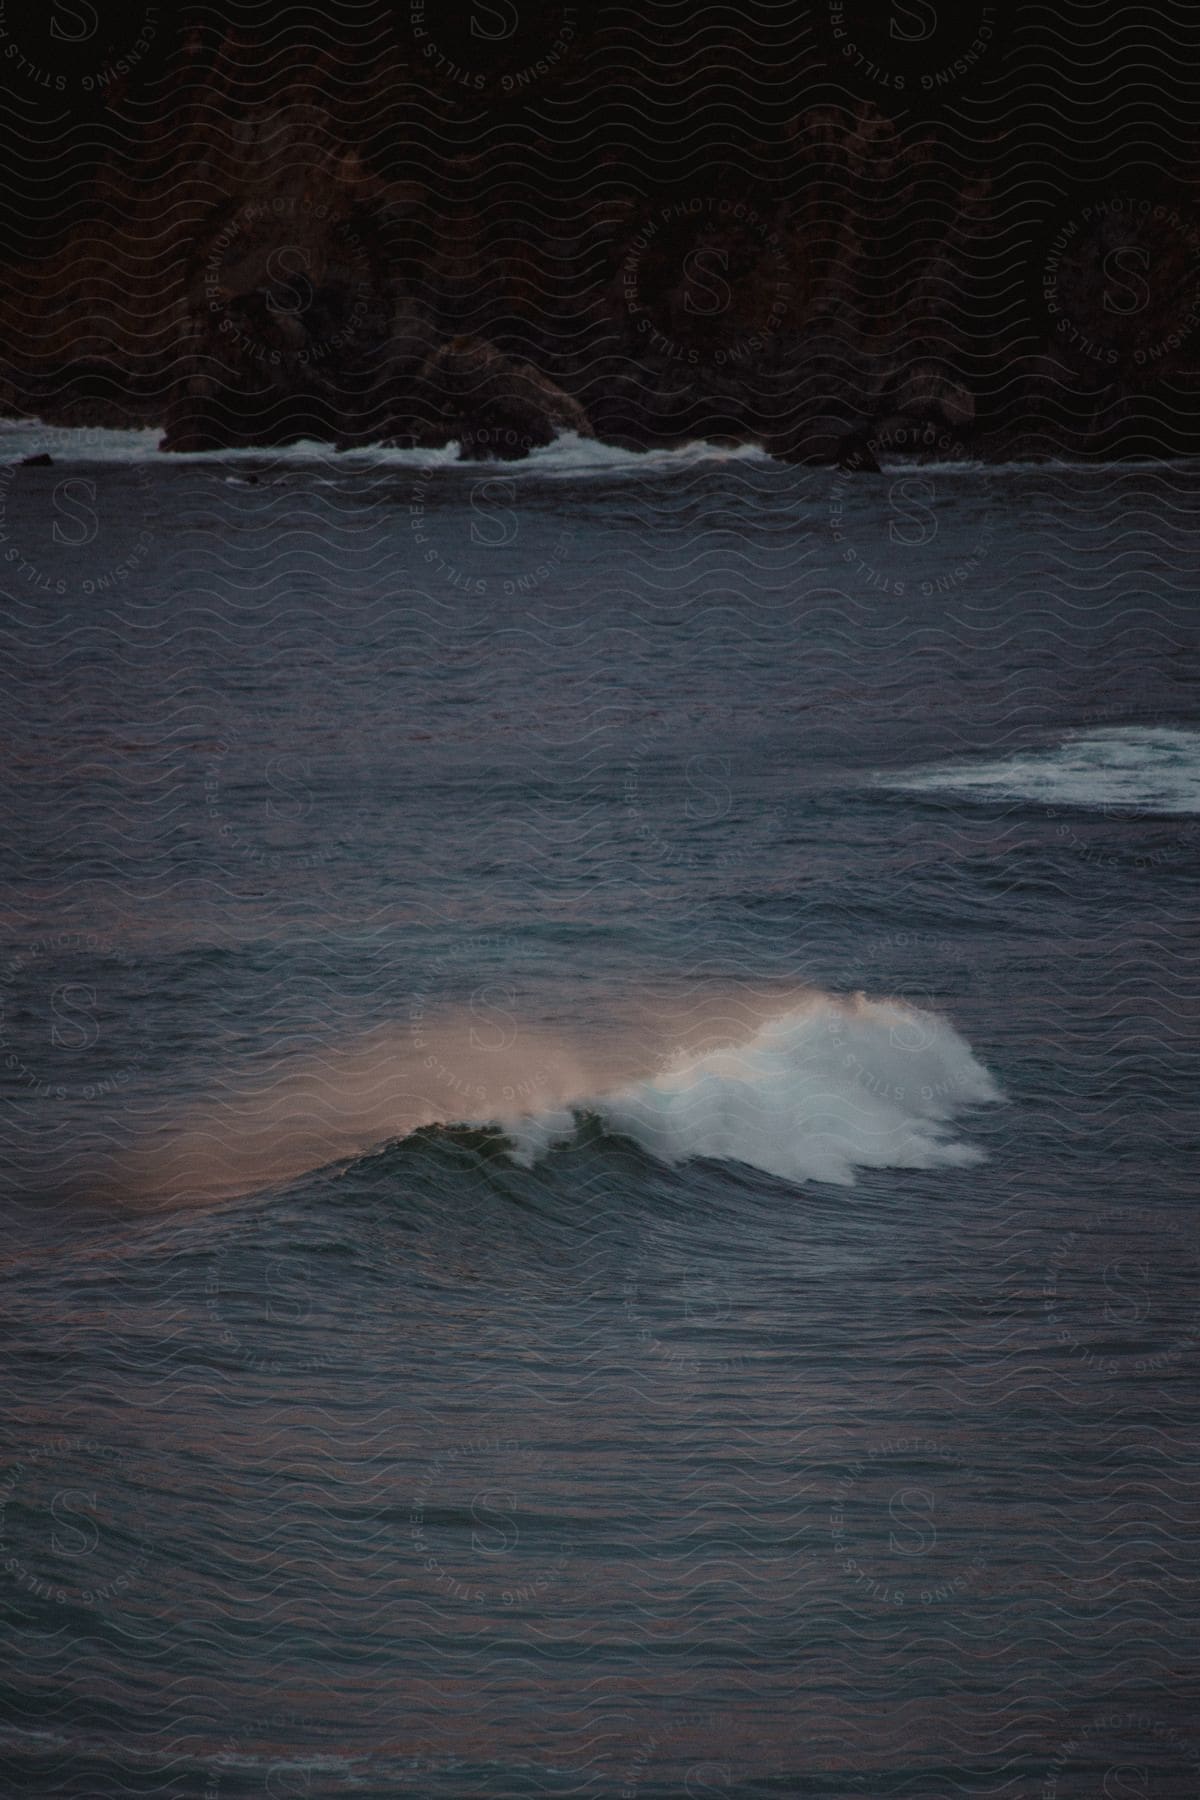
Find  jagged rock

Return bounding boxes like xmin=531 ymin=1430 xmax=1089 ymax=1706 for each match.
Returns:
xmin=834 ymin=429 xmax=882 ymax=473
xmin=161 ymin=192 xmax=396 ymax=451
xmin=2 ymin=363 xmax=161 ymax=432
xmin=332 ymin=297 xmax=440 ymax=448
xmin=0 ymin=43 xmax=1192 ymax=461
xmin=888 ymin=360 xmax=976 ymax=427
xmin=418 ymin=336 xmax=593 ymax=460
xmin=767 ymin=412 xmax=876 ymax=466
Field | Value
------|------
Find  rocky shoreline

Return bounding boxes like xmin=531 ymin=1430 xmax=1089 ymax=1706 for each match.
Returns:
xmin=4 ymin=333 xmax=1195 ymax=468
xmin=1 ymin=22 xmax=1196 ymax=467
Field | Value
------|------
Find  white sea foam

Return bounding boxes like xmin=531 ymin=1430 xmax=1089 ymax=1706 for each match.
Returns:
xmin=0 ymin=419 xmax=768 ymax=476
xmin=6 ymin=419 xmax=1197 ymax=479
xmin=0 ymin=420 xmax=166 ymax=461
xmin=883 ymin=727 xmax=1200 ymax=815
xmin=503 ymin=431 xmax=770 ymax=477
xmin=500 ymin=995 xmax=1002 ymax=1184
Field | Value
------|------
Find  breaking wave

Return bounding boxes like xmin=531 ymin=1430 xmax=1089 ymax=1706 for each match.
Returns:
xmin=501 ymin=995 xmax=1002 ymax=1183
xmin=115 ymin=991 xmax=1003 ymax=1207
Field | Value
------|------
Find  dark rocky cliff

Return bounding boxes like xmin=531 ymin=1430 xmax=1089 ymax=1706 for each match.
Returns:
xmin=1 ymin=4 xmax=1197 ymax=461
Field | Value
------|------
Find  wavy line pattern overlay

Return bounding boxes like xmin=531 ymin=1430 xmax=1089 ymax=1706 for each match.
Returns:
xmin=1 ymin=3 xmax=1198 ymax=1797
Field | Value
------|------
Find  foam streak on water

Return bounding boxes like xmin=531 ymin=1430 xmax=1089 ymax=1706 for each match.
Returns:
xmin=884 ymin=726 xmax=1200 ymax=814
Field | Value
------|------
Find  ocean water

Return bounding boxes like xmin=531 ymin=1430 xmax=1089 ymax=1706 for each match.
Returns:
xmin=1 ymin=425 xmax=1198 ymax=1796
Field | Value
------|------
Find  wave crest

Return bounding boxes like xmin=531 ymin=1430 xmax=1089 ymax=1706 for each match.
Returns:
xmin=501 ymin=996 xmax=1002 ymax=1184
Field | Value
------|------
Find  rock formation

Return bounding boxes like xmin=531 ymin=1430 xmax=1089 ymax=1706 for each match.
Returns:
xmin=0 ymin=13 xmax=1195 ymax=462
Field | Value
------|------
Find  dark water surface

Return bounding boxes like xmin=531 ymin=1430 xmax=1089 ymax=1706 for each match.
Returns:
xmin=1 ymin=433 xmax=1198 ymax=1795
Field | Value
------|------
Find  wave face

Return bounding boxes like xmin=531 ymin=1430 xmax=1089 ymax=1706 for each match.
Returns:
xmin=883 ymin=726 xmax=1200 ymax=815
xmin=502 ymin=996 xmax=1002 ymax=1183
